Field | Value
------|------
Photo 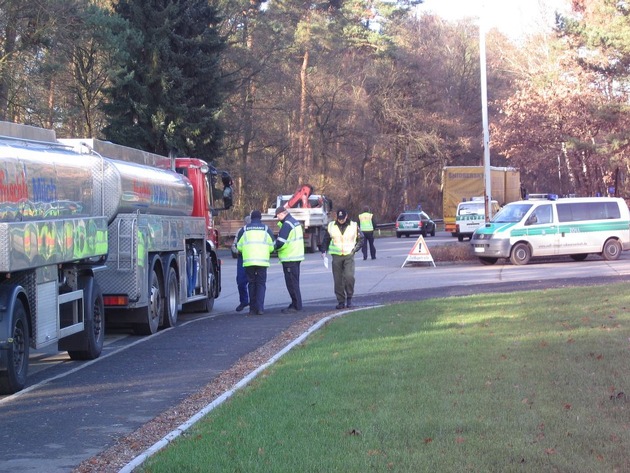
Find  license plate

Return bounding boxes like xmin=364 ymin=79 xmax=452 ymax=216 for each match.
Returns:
xmin=473 ymin=246 xmax=485 ymax=253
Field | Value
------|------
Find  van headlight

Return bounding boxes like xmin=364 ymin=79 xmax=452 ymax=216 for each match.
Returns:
xmin=474 ymin=233 xmax=492 ymax=240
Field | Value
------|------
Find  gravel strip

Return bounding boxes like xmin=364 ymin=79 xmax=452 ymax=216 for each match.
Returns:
xmin=73 ymin=311 xmax=334 ymax=473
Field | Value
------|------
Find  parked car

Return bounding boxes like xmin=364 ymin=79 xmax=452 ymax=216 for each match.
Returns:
xmin=395 ymin=211 xmax=436 ymax=238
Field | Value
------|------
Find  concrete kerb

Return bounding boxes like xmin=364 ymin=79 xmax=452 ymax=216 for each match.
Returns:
xmin=119 ymin=305 xmax=379 ymax=473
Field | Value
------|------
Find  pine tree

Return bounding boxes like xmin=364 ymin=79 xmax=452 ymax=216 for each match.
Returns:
xmin=102 ymin=0 xmax=225 ymax=160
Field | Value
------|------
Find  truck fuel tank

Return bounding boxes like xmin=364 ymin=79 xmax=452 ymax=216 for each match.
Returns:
xmin=0 ymin=135 xmax=194 ymax=224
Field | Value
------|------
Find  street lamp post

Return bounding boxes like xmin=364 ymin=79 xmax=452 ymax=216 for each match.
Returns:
xmin=479 ymin=3 xmax=493 ymax=221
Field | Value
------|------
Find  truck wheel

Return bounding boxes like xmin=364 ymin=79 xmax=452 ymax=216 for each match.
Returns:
xmin=0 ymin=300 xmax=29 ymax=394
xmin=161 ymin=266 xmax=179 ymax=328
xmin=457 ymin=235 xmax=464 ymax=242
xmin=68 ymin=282 xmax=104 ymax=360
xmin=308 ymin=233 xmax=318 ymax=254
xmin=510 ymin=242 xmax=531 ymax=265
xmin=602 ymin=239 xmax=622 ymax=261
xmin=134 ymin=266 xmax=162 ymax=335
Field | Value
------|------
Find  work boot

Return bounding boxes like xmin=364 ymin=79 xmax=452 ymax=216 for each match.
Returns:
xmin=236 ymin=302 xmax=249 ymax=312
xmin=346 ymin=298 xmax=352 ymax=308
xmin=282 ymin=307 xmax=297 ymax=314
xmin=335 ymin=302 xmax=345 ymax=309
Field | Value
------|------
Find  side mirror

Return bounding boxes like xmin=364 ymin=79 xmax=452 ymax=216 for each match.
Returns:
xmin=223 ymin=186 xmax=233 ymax=210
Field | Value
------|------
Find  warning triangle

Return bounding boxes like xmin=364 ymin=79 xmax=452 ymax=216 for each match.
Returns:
xmin=401 ymin=235 xmax=435 ymax=268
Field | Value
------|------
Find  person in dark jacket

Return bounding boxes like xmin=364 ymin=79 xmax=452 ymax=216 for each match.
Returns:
xmin=274 ymin=206 xmax=305 ymax=313
xmin=232 ymin=215 xmax=251 ymax=312
xmin=321 ymin=208 xmax=364 ymax=309
xmin=235 ymin=210 xmax=275 ymax=315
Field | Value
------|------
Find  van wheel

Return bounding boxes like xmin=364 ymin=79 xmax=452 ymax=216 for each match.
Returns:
xmin=602 ymin=239 xmax=622 ymax=261
xmin=510 ymin=243 xmax=531 ymax=265
xmin=569 ymin=253 xmax=588 ymax=261
xmin=479 ymin=257 xmax=497 ymax=265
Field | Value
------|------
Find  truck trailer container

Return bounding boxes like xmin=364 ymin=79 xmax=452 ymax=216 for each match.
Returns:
xmin=442 ymin=166 xmax=521 ymax=236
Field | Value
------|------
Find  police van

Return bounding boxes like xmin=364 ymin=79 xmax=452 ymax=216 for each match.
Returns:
xmin=455 ymin=198 xmax=500 ymax=242
xmin=470 ymin=195 xmax=630 ymax=265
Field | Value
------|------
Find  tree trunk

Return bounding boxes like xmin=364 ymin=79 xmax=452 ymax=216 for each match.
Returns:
xmin=0 ymin=23 xmax=17 ymax=121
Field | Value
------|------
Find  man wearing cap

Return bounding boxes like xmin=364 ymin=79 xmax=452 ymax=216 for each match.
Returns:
xmin=236 ymin=210 xmax=275 ymax=315
xmin=274 ymin=206 xmax=304 ymax=313
xmin=321 ymin=208 xmax=364 ymax=309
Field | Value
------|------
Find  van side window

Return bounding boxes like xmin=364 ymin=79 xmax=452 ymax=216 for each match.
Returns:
xmin=531 ymin=204 xmax=552 ymax=224
xmin=557 ymin=202 xmax=621 ymax=222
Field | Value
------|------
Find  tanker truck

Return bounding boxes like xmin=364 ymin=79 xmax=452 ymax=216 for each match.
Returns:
xmin=0 ymin=122 xmax=231 ymax=394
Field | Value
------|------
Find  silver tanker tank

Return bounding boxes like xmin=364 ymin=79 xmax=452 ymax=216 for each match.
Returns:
xmin=0 ymin=133 xmax=193 ymax=224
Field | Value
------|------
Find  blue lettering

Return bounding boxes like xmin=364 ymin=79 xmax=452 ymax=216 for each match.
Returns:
xmin=31 ymin=177 xmax=57 ymax=202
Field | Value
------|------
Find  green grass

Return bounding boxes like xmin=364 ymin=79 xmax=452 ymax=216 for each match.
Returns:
xmin=141 ymin=284 xmax=630 ymax=472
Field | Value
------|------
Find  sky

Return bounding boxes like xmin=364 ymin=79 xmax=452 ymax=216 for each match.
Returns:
xmin=416 ymin=0 xmax=571 ymax=40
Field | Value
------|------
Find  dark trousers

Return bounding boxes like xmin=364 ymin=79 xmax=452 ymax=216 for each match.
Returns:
xmin=331 ymin=254 xmax=355 ymax=304
xmin=362 ymin=231 xmax=376 ymax=259
xmin=245 ymin=266 xmax=267 ymax=312
xmin=236 ymin=256 xmax=249 ymax=305
xmin=282 ymin=261 xmax=302 ymax=310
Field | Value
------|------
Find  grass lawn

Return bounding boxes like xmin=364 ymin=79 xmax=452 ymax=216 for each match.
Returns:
xmin=140 ymin=283 xmax=630 ymax=472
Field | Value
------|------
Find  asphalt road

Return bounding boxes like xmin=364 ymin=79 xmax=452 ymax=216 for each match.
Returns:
xmin=2 ymin=234 xmax=630 ymax=473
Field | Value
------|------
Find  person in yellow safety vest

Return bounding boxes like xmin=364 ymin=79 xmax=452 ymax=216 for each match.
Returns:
xmin=232 ymin=215 xmax=251 ymax=312
xmin=358 ymin=206 xmax=377 ymax=260
xmin=274 ymin=206 xmax=305 ymax=314
xmin=320 ymin=208 xmax=364 ymax=309
xmin=236 ymin=210 xmax=275 ymax=315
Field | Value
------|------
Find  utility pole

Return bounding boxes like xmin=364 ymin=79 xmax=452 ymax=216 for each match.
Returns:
xmin=479 ymin=3 xmax=493 ymax=221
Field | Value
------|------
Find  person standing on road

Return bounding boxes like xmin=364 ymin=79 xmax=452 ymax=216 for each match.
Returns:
xmin=274 ymin=206 xmax=304 ymax=313
xmin=236 ymin=210 xmax=275 ymax=315
xmin=358 ymin=206 xmax=376 ymax=260
xmin=321 ymin=208 xmax=364 ymax=309
xmin=232 ymin=215 xmax=251 ymax=312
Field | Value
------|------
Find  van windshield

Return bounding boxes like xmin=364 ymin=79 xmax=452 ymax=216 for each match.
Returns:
xmin=491 ymin=203 xmax=533 ymax=223
xmin=458 ymin=203 xmax=484 ymax=215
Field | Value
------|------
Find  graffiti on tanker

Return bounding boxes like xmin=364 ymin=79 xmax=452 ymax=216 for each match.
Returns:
xmin=0 ymin=168 xmax=86 ymax=220
xmin=130 ymin=180 xmax=171 ymax=207
xmin=8 ymin=217 xmax=107 ymax=269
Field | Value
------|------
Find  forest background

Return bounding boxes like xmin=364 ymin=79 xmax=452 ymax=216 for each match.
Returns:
xmin=1 ymin=0 xmax=629 ymax=222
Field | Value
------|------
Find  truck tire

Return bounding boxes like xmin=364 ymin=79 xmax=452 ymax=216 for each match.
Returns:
xmin=0 ymin=300 xmax=29 ymax=394
xmin=161 ymin=265 xmax=179 ymax=328
xmin=134 ymin=264 xmax=162 ymax=335
xmin=67 ymin=281 xmax=104 ymax=360
xmin=457 ymin=234 xmax=464 ymax=242
xmin=308 ymin=231 xmax=318 ymax=254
